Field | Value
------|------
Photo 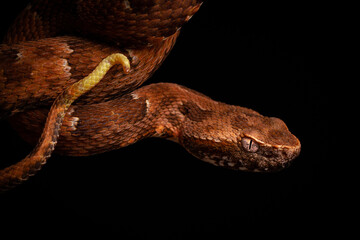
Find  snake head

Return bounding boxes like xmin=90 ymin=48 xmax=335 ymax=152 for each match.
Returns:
xmin=179 ymin=105 xmax=301 ymax=172
xmin=234 ymin=116 xmax=301 ymax=172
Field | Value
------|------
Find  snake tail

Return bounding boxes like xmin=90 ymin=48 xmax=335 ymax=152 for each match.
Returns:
xmin=0 ymin=53 xmax=130 ymax=191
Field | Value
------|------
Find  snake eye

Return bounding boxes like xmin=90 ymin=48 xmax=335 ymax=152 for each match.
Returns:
xmin=241 ymin=137 xmax=259 ymax=153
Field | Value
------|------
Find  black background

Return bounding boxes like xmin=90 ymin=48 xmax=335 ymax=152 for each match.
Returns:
xmin=0 ymin=1 xmax=335 ymax=239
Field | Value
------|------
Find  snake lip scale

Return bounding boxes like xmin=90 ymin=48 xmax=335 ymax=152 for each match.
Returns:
xmin=0 ymin=0 xmax=300 ymax=191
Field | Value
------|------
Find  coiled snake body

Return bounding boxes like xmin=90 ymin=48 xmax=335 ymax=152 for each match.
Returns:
xmin=0 ymin=0 xmax=300 ymax=191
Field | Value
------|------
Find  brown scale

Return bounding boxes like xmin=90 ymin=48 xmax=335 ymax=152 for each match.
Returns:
xmin=10 ymin=83 xmax=301 ymax=172
xmin=0 ymin=33 xmax=179 ymax=117
xmin=0 ymin=0 xmax=202 ymax=190
xmin=0 ymin=0 xmax=300 ymax=191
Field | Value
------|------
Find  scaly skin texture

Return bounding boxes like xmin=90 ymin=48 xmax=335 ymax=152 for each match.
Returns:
xmin=0 ymin=0 xmax=300 ymax=190
xmin=0 ymin=53 xmax=130 ymax=190
xmin=0 ymin=34 xmax=179 ymax=118
xmin=11 ymin=83 xmax=300 ymax=172
xmin=0 ymin=0 xmax=204 ymax=190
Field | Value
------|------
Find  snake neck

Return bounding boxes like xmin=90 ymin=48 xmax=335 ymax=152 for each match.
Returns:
xmin=132 ymin=83 xmax=237 ymax=143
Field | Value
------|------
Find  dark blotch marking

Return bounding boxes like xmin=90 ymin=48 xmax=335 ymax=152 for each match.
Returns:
xmin=0 ymin=47 xmax=19 ymax=63
xmin=178 ymin=101 xmax=213 ymax=122
xmin=230 ymin=111 xmax=261 ymax=130
xmin=0 ymin=46 xmax=32 ymax=83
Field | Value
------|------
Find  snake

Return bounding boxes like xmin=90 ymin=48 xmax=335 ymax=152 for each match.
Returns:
xmin=0 ymin=0 xmax=301 ymax=191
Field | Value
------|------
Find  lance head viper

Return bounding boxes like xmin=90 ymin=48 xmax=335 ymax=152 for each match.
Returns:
xmin=0 ymin=0 xmax=301 ymax=190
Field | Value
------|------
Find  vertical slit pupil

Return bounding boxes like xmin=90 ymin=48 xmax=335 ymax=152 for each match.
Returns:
xmin=249 ymin=139 xmax=253 ymax=149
